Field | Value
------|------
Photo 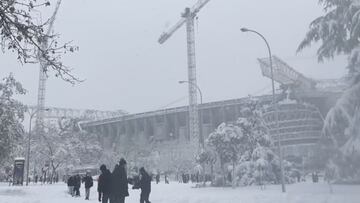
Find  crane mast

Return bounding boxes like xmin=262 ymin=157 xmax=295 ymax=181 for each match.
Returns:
xmin=158 ymin=0 xmax=211 ymax=145
xmin=35 ymin=0 xmax=62 ymax=129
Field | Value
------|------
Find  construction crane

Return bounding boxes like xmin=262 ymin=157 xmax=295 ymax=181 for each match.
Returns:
xmin=158 ymin=0 xmax=211 ymax=147
xmin=35 ymin=0 xmax=62 ymax=129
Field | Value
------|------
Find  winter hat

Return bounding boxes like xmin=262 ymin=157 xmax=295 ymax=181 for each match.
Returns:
xmin=139 ymin=167 xmax=145 ymax=173
xmin=119 ymin=158 xmax=127 ymax=166
xmin=100 ymin=164 xmax=107 ymax=171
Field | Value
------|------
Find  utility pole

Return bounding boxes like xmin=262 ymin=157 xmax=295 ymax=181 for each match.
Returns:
xmin=241 ymin=27 xmax=286 ymax=193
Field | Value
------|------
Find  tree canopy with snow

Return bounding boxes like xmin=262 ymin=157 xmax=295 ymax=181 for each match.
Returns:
xmin=0 ymin=0 xmax=78 ymax=83
xmin=30 ymin=118 xmax=102 ymax=179
xmin=298 ymin=0 xmax=360 ymax=75
xmin=207 ymin=123 xmax=244 ymax=171
xmin=298 ymin=0 xmax=360 ymax=181
xmin=0 ymin=74 xmax=26 ymax=164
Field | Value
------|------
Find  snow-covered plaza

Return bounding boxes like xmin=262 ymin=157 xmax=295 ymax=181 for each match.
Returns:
xmin=1 ymin=181 xmax=359 ymax=203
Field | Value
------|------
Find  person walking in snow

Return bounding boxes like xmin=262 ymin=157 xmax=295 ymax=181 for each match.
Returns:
xmin=155 ymin=173 xmax=160 ymax=184
xmin=111 ymin=158 xmax=129 ymax=203
xmin=34 ymin=174 xmax=38 ymax=184
xmin=133 ymin=167 xmax=151 ymax=203
xmin=74 ymin=174 xmax=81 ymax=197
xmin=98 ymin=164 xmax=112 ymax=203
xmin=164 ymin=174 xmax=169 ymax=184
xmin=67 ymin=176 xmax=75 ymax=196
xmin=82 ymin=171 xmax=94 ymax=200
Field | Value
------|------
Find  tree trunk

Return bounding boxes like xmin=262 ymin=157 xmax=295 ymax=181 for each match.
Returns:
xmin=232 ymin=162 xmax=236 ymax=188
xmin=220 ymin=159 xmax=226 ymax=186
xmin=202 ymin=163 xmax=206 ymax=186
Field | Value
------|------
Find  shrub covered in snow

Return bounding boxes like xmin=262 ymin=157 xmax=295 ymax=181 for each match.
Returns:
xmin=206 ymin=100 xmax=295 ymax=186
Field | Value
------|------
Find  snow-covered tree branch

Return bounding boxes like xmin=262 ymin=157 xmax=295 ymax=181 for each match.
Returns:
xmin=0 ymin=0 xmax=79 ymax=84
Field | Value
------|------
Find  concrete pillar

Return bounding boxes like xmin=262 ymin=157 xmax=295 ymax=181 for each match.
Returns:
xmin=150 ymin=116 xmax=157 ymax=141
xmin=103 ymin=124 xmax=113 ymax=150
xmin=221 ymin=106 xmax=226 ymax=123
xmin=123 ymin=121 xmax=129 ymax=143
xmin=209 ymin=109 xmax=215 ymax=129
xmin=134 ymin=119 xmax=139 ymax=137
xmin=164 ymin=114 xmax=169 ymax=138
xmin=116 ymin=124 xmax=121 ymax=138
xmin=185 ymin=112 xmax=190 ymax=141
xmin=235 ymin=104 xmax=241 ymax=120
xmin=174 ymin=113 xmax=179 ymax=139
xmin=144 ymin=118 xmax=150 ymax=138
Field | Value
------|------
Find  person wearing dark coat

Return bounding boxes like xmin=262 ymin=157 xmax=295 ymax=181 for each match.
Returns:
xmin=164 ymin=174 xmax=169 ymax=184
xmin=68 ymin=176 xmax=75 ymax=196
xmin=134 ymin=167 xmax=151 ymax=203
xmin=98 ymin=165 xmax=112 ymax=203
xmin=74 ymin=174 xmax=81 ymax=197
xmin=34 ymin=175 xmax=38 ymax=184
xmin=110 ymin=158 xmax=129 ymax=203
xmin=155 ymin=173 xmax=160 ymax=184
xmin=82 ymin=172 xmax=94 ymax=200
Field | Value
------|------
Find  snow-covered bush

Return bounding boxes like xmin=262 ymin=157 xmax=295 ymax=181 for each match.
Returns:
xmin=235 ymin=145 xmax=295 ymax=186
xmin=195 ymin=149 xmax=217 ymax=179
xmin=206 ymin=100 xmax=295 ymax=186
xmin=207 ymin=122 xmax=244 ymax=186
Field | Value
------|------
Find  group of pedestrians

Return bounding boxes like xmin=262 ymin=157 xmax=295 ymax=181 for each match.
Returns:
xmin=67 ymin=172 xmax=94 ymax=200
xmin=98 ymin=158 xmax=151 ymax=203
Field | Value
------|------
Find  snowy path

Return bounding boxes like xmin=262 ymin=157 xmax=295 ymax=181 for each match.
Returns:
xmin=0 ymin=181 xmax=359 ymax=203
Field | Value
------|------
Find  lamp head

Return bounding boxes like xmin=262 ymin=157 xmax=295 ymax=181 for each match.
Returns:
xmin=178 ymin=80 xmax=187 ymax=84
xmin=240 ymin=27 xmax=250 ymax=32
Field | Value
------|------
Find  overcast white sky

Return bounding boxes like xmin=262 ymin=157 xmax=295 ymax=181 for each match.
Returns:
xmin=0 ymin=0 xmax=348 ymax=113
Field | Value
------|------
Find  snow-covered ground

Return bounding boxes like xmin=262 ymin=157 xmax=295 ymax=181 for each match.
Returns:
xmin=0 ymin=181 xmax=359 ymax=203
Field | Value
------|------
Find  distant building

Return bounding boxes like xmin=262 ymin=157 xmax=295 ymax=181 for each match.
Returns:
xmin=80 ymin=57 xmax=345 ymax=171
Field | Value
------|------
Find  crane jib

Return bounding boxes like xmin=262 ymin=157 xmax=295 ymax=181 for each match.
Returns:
xmin=158 ymin=0 xmax=211 ymax=44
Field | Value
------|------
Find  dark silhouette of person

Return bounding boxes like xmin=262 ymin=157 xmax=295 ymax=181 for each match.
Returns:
xmin=111 ymin=158 xmax=129 ymax=203
xmin=133 ymin=167 xmax=151 ymax=203
xmin=67 ymin=175 xmax=75 ymax=196
xmin=98 ymin=164 xmax=112 ymax=203
xmin=155 ymin=173 xmax=160 ymax=184
xmin=164 ymin=174 xmax=169 ymax=184
xmin=82 ymin=171 xmax=93 ymax=200
xmin=34 ymin=175 xmax=38 ymax=184
xmin=74 ymin=174 xmax=81 ymax=197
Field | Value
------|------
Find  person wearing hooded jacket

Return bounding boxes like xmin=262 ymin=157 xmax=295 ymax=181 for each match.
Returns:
xmin=110 ymin=158 xmax=129 ymax=203
xmin=74 ymin=174 xmax=81 ymax=197
xmin=133 ymin=167 xmax=151 ymax=203
xmin=98 ymin=164 xmax=112 ymax=203
xmin=82 ymin=171 xmax=93 ymax=200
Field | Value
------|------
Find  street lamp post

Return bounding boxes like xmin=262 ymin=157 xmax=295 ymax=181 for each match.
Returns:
xmin=240 ymin=27 xmax=286 ymax=193
xmin=26 ymin=108 xmax=49 ymax=186
xmin=178 ymin=80 xmax=204 ymax=149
